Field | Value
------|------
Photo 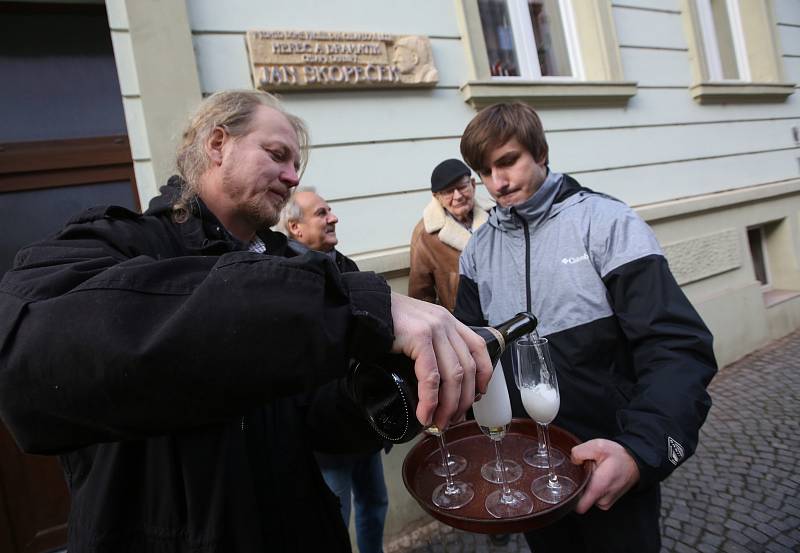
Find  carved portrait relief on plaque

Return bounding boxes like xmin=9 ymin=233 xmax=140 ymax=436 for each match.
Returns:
xmin=246 ymin=30 xmax=439 ymax=91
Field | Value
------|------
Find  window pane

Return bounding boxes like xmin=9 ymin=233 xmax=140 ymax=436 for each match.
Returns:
xmin=0 ymin=9 xmax=127 ymax=142
xmin=478 ymin=0 xmax=521 ymax=77
xmin=528 ymin=0 xmax=572 ymax=76
xmin=747 ymin=227 xmax=768 ymax=286
xmin=0 ymin=181 xmax=138 ymax=276
xmin=710 ymin=0 xmax=739 ymax=79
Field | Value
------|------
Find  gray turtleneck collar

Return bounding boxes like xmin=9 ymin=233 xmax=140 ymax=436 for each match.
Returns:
xmin=492 ymin=171 xmax=564 ymax=231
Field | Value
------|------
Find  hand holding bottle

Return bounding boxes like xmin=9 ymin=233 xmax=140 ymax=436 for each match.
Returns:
xmin=389 ymin=292 xmax=493 ymax=430
xmin=351 ymin=309 xmax=537 ymax=443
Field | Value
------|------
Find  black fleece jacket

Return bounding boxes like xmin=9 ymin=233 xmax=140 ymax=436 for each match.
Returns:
xmin=0 ymin=179 xmax=393 ymax=552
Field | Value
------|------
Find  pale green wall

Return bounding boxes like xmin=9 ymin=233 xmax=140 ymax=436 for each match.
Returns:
xmin=113 ymin=0 xmax=800 ymax=265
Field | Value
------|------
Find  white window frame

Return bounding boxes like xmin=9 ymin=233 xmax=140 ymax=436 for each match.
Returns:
xmin=494 ymin=0 xmax=584 ymax=81
xmin=696 ymin=0 xmax=751 ymax=82
xmin=456 ymin=0 xmax=638 ymax=108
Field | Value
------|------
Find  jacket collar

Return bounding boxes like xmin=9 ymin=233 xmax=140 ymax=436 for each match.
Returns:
xmin=422 ymin=196 xmax=490 ymax=251
xmin=287 ymin=238 xmax=311 ymax=256
xmin=147 ymin=176 xmax=289 ymax=256
xmin=287 ymin=238 xmax=337 ymax=259
xmin=491 ymin=171 xmax=565 ymax=232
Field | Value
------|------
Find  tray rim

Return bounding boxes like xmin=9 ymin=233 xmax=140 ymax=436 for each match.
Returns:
xmin=402 ymin=418 xmax=591 ymax=534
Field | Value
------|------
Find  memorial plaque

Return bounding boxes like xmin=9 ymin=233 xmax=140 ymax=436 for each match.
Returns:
xmin=246 ymin=30 xmax=439 ymax=91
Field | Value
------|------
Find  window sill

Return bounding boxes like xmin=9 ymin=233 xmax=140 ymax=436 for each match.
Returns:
xmin=763 ymin=289 xmax=800 ymax=308
xmin=690 ymin=82 xmax=796 ymax=104
xmin=459 ymin=80 xmax=638 ymax=109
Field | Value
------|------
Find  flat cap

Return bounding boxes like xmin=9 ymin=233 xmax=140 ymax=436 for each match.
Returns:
xmin=431 ymin=159 xmax=471 ymax=193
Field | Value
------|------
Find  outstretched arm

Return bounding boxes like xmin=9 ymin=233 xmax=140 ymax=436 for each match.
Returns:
xmin=0 ymin=214 xmax=394 ymax=453
xmin=390 ymin=292 xmax=492 ymax=430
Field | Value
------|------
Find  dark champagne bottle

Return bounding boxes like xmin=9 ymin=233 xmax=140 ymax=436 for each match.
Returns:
xmin=349 ymin=312 xmax=538 ymax=443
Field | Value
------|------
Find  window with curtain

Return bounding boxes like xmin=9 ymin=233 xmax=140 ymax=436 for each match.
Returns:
xmin=456 ymin=0 xmax=637 ymax=108
xmin=477 ymin=0 xmax=579 ymax=79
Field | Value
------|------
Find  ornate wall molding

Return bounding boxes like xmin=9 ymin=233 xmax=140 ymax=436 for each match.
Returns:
xmin=663 ymin=228 xmax=741 ymax=285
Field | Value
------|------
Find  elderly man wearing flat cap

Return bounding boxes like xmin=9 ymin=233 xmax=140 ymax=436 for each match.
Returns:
xmin=408 ymin=158 xmax=491 ymax=311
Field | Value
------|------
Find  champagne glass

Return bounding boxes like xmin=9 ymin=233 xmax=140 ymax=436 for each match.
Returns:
xmin=472 ymin=361 xmax=533 ymax=518
xmin=510 ymin=341 xmax=565 ymax=469
xmin=516 ymin=338 xmax=577 ymax=504
xmin=428 ymin=428 xmax=468 ymax=477
xmin=522 ymin=423 xmax=565 ymax=468
xmin=426 ymin=425 xmax=474 ymax=509
xmin=473 ymin=361 xmax=522 ymax=484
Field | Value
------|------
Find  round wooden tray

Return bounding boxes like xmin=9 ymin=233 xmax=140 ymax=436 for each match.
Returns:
xmin=402 ymin=418 xmax=590 ymax=534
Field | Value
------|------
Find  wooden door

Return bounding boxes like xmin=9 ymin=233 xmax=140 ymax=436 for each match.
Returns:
xmin=0 ymin=3 xmax=139 ymax=551
xmin=0 ymin=424 xmax=69 ymax=553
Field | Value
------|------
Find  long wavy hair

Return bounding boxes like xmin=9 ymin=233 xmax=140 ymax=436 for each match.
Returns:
xmin=173 ymin=90 xmax=309 ymax=221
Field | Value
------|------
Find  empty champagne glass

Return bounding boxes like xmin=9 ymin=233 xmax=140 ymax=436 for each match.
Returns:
xmin=516 ymin=338 xmax=576 ymax=504
xmin=426 ymin=425 xmax=474 ymax=509
xmin=428 ymin=428 xmax=468 ymax=477
xmin=472 ymin=361 xmax=533 ymax=518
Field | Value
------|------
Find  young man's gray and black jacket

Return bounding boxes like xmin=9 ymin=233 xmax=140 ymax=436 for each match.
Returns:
xmin=455 ymin=171 xmax=718 ymax=491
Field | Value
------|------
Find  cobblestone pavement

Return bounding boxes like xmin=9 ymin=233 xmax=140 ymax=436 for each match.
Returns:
xmin=387 ymin=331 xmax=800 ymax=553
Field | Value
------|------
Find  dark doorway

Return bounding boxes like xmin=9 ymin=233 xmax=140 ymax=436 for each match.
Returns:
xmin=0 ymin=1 xmax=139 ymax=274
xmin=0 ymin=3 xmax=138 ymax=551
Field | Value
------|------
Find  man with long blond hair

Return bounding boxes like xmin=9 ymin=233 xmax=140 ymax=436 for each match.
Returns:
xmin=0 ymin=90 xmax=492 ymax=552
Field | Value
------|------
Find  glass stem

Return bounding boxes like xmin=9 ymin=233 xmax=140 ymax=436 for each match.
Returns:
xmin=536 ymin=422 xmax=547 ymax=455
xmin=440 ymin=432 xmax=453 ymax=468
xmin=437 ymin=433 xmax=457 ymax=493
xmin=540 ymin=422 xmax=561 ymax=489
xmin=493 ymin=438 xmax=513 ymax=502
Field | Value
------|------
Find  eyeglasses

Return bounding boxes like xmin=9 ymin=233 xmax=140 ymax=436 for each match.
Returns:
xmin=437 ymin=178 xmax=474 ymax=199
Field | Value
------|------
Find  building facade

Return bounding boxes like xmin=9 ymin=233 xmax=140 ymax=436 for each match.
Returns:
xmin=1 ymin=0 xmax=799 ymax=548
xmin=107 ymin=0 xmax=800 ymax=367
xmin=105 ymin=0 xmax=800 ymax=540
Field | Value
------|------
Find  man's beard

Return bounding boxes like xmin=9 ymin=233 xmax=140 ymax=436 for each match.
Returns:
xmin=240 ymin=195 xmax=283 ymax=230
xmin=222 ymin=167 xmax=285 ymax=231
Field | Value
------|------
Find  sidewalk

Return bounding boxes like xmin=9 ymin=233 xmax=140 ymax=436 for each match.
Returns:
xmin=387 ymin=331 xmax=800 ymax=552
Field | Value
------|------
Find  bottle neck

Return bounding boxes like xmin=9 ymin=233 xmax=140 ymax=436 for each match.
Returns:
xmin=482 ymin=326 xmax=506 ymax=351
xmin=496 ymin=312 xmax=538 ymax=343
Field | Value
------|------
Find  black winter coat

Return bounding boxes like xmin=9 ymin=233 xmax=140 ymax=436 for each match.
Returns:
xmin=0 ymin=182 xmax=393 ymax=552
